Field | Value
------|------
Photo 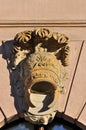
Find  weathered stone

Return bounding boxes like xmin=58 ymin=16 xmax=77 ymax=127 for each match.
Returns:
xmin=10 ymin=28 xmax=69 ymax=125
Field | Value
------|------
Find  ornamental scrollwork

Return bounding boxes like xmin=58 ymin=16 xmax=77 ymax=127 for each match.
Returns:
xmin=12 ymin=28 xmax=70 ymax=69
xmin=10 ymin=28 xmax=70 ymax=125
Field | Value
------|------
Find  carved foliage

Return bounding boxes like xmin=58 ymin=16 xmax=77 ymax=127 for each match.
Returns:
xmin=12 ymin=28 xmax=70 ymax=68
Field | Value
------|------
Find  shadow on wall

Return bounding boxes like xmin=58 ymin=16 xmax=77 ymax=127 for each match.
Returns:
xmin=0 ymin=40 xmax=28 ymax=114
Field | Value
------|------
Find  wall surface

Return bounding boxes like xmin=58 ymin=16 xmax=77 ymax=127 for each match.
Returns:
xmin=0 ymin=0 xmax=86 ymax=20
xmin=0 ymin=0 xmax=86 ymax=129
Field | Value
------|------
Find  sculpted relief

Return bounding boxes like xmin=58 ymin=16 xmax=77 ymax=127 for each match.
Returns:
xmin=3 ymin=28 xmax=70 ymax=125
xmin=12 ymin=28 xmax=69 ymax=68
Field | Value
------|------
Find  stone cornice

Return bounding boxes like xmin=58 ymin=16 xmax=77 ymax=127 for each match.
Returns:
xmin=0 ymin=20 xmax=86 ymax=27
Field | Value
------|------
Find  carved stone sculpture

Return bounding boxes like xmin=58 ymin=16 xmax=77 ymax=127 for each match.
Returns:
xmin=11 ymin=28 xmax=70 ymax=125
